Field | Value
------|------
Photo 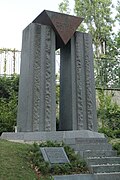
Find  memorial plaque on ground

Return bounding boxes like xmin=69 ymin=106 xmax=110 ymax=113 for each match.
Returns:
xmin=40 ymin=147 xmax=70 ymax=164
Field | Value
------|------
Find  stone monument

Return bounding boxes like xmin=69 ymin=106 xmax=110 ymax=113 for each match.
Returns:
xmin=2 ymin=11 xmax=120 ymax=179
xmin=17 ymin=10 xmax=97 ymax=133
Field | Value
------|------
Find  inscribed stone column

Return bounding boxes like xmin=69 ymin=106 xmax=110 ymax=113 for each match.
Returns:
xmin=59 ymin=32 xmax=97 ymax=132
xmin=17 ymin=23 xmax=56 ymax=132
xmin=75 ymin=32 xmax=97 ymax=131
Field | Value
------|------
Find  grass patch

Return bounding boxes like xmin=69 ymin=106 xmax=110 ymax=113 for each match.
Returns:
xmin=0 ymin=139 xmax=37 ymax=180
xmin=0 ymin=139 xmax=89 ymax=180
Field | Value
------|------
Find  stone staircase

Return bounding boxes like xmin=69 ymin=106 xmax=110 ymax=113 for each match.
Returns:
xmin=65 ymin=137 xmax=120 ymax=179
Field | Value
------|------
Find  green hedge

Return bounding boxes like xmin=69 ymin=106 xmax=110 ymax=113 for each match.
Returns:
xmin=0 ymin=75 xmax=19 ymax=135
xmin=28 ymin=141 xmax=89 ymax=176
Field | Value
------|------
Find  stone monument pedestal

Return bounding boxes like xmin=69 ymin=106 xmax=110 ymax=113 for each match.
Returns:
xmin=1 ymin=130 xmax=105 ymax=143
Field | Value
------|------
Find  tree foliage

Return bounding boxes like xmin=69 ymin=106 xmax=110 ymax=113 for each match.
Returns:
xmin=75 ymin=0 xmax=115 ymax=57
xmin=59 ymin=0 xmax=70 ymax=14
xmin=94 ymin=57 xmax=120 ymax=88
xmin=116 ymin=0 xmax=120 ymax=24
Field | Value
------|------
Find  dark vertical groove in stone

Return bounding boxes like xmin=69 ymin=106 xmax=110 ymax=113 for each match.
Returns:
xmin=44 ymin=26 xmax=52 ymax=131
xmin=84 ymin=34 xmax=94 ymax=130
xmin=75 ymin=33 xmax=84 ymax=129
xmin=60 ymin=41 xmax=72 ymax=130
xmin=32 ymin=25 xmax=41 ymax=131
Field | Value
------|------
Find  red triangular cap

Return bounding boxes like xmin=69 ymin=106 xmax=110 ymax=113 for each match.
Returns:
xmin=33 ymin=10 xmax=84 ymax=44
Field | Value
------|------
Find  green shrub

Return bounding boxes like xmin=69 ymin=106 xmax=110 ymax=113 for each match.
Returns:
xmin=113 ymin=142 xmax=120 ymax=155
xmin=28 ymin=141 xmax=88 ymax=176
xmin=113 ymin=129 xmax=120 ymax=138
xmin=0 ymin=75 xmax=19 ymax=99
xmin=0 ymin=75 xmax=19 ymax=135
xmin=98 ymin=127 xmax=115 ymax=138
xmin=98 ymin=127 xmax=120 ymax=139
xmin=110 ymin=139 xmax=120 ymax=155
xmin=38 ymin=161 xmax=51 ymax=175
xmin=97 ymin=90 xmax=120 ymax=138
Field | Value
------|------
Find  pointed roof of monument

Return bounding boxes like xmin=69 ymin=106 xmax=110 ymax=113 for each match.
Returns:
xmin=32 ymin=10 xmax=84 ymax=45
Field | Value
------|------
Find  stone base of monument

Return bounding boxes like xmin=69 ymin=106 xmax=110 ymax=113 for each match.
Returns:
xmin=1 ymin=130 xmax=105 ymax=142
xmin=1 ymin=130 xmax=120 ymax=179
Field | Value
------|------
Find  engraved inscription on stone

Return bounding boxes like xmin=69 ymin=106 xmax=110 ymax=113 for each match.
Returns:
xmin=40 ymin=147 xmax=70 ymax=164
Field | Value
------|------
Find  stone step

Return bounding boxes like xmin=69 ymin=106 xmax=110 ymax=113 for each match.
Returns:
xmin=75 ymin=137 xmax=108 ymax=144
xmin=80 ymin=150 xmax=117 ymax=158
xmin=94 ymin=172 xmax=120 ymax=180
xmin=90 ymin=164 xmax=120 ymax=173
xmin=86 ymin=156 xmax=120 ymax=165
xmin=53 ymin=174 xmax=94 ymax=180
xmin=70 ymin=143 xmax=112 ymax=151
xmin=64 ymin=136 xmax=107 ymax=145
xmin=53 ymin=172 xmax=120 ymax=180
